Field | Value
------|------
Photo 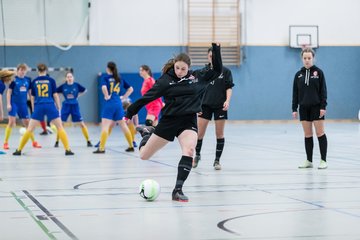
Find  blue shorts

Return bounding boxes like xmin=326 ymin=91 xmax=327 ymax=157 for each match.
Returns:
xmin=101 ymin=101 xmax=124 ymax=121
xmin=31 ymin=103 xmax=60 ymax=122
xmin=61 ymin=103 xmax=83 ymax=122
xmin=8 ymin=102 xmax=29 ymax=119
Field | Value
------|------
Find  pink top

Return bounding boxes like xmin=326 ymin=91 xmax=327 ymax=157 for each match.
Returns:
xmin=141 ymin=77 xmax=163 ymax=107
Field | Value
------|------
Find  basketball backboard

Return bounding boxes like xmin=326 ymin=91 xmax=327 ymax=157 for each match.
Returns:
xmin=289 ymin=25 xmax=319 ymax=48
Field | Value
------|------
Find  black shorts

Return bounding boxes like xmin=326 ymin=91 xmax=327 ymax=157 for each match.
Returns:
xmin=198 ymin=105 xmax=228 ymax=120
xmin=299 ymin=105 xmax=325 ymax=121
xmin=154 ymin=114 xmax=198 ymax=141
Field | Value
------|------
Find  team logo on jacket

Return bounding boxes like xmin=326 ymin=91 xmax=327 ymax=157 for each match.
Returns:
xmin=312 ymin=71 xmax=319 ymax=78
xmin=298 ymin=74 xmax=303 ymax=78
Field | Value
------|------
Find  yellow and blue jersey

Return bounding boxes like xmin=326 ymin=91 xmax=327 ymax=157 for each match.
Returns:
xmin=101 ymin=74 xmax=121 ymax=102
xmin=57 ymin=82 xmax=86 ymax=105
xmin=31 ymin=76 xmax=57 ymax=104
xmin=9 ymin=76 xmax=31 ymax=104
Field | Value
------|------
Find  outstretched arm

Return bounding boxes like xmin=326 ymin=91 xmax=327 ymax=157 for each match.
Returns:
xmin=196 ymin=43 xmax=223 ymax=82
xmin=126 ymin=78 xmax=168 ymax=119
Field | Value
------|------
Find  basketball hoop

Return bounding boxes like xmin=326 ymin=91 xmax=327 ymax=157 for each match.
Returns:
xmin=301 ymin=44 xmax=310 ymax=50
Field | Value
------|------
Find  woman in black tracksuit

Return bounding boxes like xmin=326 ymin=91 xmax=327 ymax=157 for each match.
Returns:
xmin=126 ymin=43 xmax=222 ymax=202
xmin=292 ymin=47 xmax=328 ymax=169
xmin=193 ymin=47 xmax=234 ymax=170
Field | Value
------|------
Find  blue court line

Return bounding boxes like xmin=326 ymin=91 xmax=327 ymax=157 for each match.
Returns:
xmin=284 ymin=195 xmax=360 ymax=218
xmin=17 ymin=183 xmax=360 ymax=199
xmin=226 ymin=141 xmax=360 ymax=166
xmin=248 ymin=185 xmax=360 ymax=219
xmin=73 ymin=174 xmax=174 ymax=189
xmin=10 ymin=202 xmax=317 ymax=212
xmin=214 ymin=185 xmax=360 ymax=236
xmin=106 ymin=147 xmax=207 ymax=176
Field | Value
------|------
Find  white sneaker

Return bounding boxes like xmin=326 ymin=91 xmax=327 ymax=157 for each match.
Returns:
xmin=318 ymin=160 xmax=328 ymax=169
xmin=298 ymin=160 xmax=313 ymax=169
xmin=214 ymin=161 xmax=222 ymax=170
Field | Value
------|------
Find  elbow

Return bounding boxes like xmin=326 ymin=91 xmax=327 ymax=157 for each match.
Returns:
xmin=129 ymin=87 xmax=134 ymax=94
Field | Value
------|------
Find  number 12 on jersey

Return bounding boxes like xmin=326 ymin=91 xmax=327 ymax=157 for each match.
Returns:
xmin=37 ymin=84 xmax=49 ymax=97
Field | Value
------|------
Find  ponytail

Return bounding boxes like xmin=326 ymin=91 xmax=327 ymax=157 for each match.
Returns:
xmin=107 ymin=61 xmax=121 ymax=84
xmin=162 ymin=58 xmax=175 ymax=74
xmin=140 ymin=65 xmax=153 ymax=77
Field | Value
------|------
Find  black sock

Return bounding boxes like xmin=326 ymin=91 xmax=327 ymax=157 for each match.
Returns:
xmin=195 ymin=139 xmax=203 ymax=156
xmin=139 ymin=134 xmax=151 ymax=150
xmin=305 ymin=137 xmax=313 ymax=162
xmin=215 ymin=138 xmax=225 ymax=162
xmin=145 ymin=119 xmax=153 ymax=126
xmin=175 ymin=155 xmax=192 ymax=189
xmin=318 ymin=134 xmax=327 ymax=161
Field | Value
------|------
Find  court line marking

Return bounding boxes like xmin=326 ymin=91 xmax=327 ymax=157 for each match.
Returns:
xmin=106 ymin=147 xmax=207 ymax=176
xmin=23 ymin=190 xmax=79 ymax=240
xmin=218 ymin=209 xmax=358 ymax=239
xmin=218 ymin=184 xmax=360 ymax=236
xmin=249 ymin=185 xmax=360 ymax=219
xmin=10 ymin=191 xmax=57 ymax=240
xmin=218 ymin=208 xmax=316 ymax=236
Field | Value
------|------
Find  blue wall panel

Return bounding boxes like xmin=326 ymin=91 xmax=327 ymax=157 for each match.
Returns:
xmin=1 ymin=45 xmax=359 ymax=122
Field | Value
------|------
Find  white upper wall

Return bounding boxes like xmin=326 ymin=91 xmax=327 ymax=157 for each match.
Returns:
xmin=89 ymin=0 xmax=185 ymax=45
xmin=242 ymin=0 xmax=360 ymax=46
xmin=0 ymin=0 xmax=359 ymax=46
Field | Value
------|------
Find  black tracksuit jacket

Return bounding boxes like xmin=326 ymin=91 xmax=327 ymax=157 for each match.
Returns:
xmin=126 ymin=43 xmax=222 ymax=119
xmin=201 ymin=66 xmax=234 ymax=108
xmin=292 ymin=65 xmax=327 ymax=112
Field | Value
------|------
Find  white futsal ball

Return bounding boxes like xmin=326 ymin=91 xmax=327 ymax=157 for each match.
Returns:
xmin=19 ymin=127 xmax=26 ymax=135
xmin=139 ymin=179 xmax=160 ymax=201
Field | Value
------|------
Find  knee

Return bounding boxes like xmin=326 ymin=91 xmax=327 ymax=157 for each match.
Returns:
xmin=304 ymin=131 xmax=313 ymax=138
xmin=183 ymin=146 xmax=195 ymax=157
xmin=316 ymin=131 xmax=325 ymax=138
xmin=216 ymin=133 xmax=224 ymax=139
xmin=139 ymin=151 xmax=150 ymax=160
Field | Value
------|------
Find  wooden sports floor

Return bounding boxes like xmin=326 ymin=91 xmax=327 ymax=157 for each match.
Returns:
xmin=1 ymin=121 xmax=360 ymax=240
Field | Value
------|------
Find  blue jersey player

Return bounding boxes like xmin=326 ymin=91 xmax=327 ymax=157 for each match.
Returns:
xmin=94 ymin=77 xmax=136 ymax=148
xmin=3 ymin=64 xmax=41 ymax=150
xmin=0 ymin=70 xmax=15 ymax=155
xmin=55 ymin=71 xmax=92 ymax=147
xmin=93 ymin=61 xmax=134 ymax=153
xmin=0 ymin=70 xmax=14 ymax=121
xmin=13 ymin=64 xmax=74 ymax=156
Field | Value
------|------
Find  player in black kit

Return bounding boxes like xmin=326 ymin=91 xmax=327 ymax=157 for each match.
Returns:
xmin=126 ymin=43 xmax=222 ymax=202
xmin=292 ymin=47 xmax=328 ymax=169
xmin=193 ymin=47 xmax=234 ymax=170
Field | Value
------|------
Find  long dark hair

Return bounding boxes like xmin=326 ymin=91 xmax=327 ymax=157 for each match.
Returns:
xmin=140 ymin=65 xmax=153 ymax=77
xmin=107 ymin=61 xmax=121 ymax=84
xmin=162 ymin=53 xmax=191 ymax=74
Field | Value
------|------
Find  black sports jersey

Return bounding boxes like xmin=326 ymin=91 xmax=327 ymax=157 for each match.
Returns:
xmin=201 ymin=66 xmax=234 ymax=108
xmin=292 ymin=65 xmax=327 ymax=112
xmin=126 ymin=43 xmax=222 ymax=118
